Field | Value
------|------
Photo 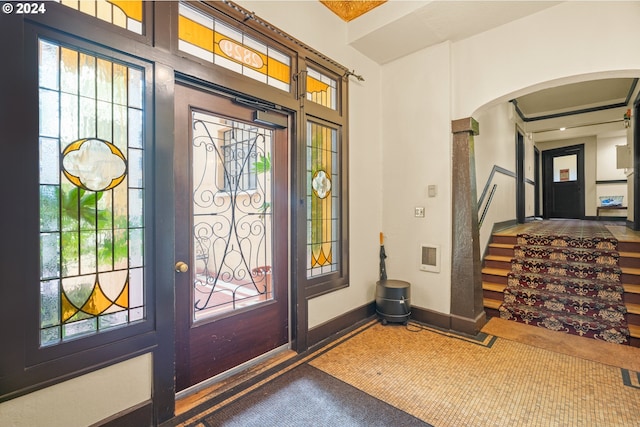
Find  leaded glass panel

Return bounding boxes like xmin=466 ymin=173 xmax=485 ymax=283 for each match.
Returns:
xmin=306 ymin=68 xmax=337 ymax=110
xmin=38 ymin=39 xmax=145 ymax=346
xmin=55 ymin=0 xmax=143 ymax=35
xmin=306 ymin=121 xmax=339 ymax=278
xmin=178 ymin=1 xmax=291 ymax=92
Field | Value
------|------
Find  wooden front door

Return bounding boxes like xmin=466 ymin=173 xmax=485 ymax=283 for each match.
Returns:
xmin=174 ymin=83 xmax=289 ymax=392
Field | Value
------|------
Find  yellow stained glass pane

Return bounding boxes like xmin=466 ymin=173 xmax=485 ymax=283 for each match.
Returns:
xmin=115 ymin=281 xmax=129 ymax=308
xmin=179 ymin=15 xmax=214 ymax=52
xmin=80 ymin=282 xmax=113 ymax=316
xmin=109 ymin=0 xmax=142 ymax=21
xmin=61 ymin=292 xmax=79 ymax=323
xmin=267 ymin=57 xmax=290 ymax=84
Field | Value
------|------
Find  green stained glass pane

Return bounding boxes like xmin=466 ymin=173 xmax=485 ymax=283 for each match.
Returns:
xmin=97 ymin=100 xmax=113 ymax=141
xmin=80 ymin=96 xmax=96 ymax=138
xmin=60 ymin=47 xmax=78 ymax=94
xmin=128 ymin=108 xmax=143 ymax=148
xmin=39 ymin=40 xmax=59 ymax=90
xmin=60 ymin=93 xmax=79 ymax=143
xmin=113 ymin=63 xmax=127 ymax=106
xmin=61 ymin=231 xmax=79 ymax=277
xmin=40 ymin=185 xmax=59 ymax=232
xmin=40 ymin=137 xmax=60 ymax=185
xmin=97 ymin=229 xmax=113 ymax=272
xmin=128 ymin=68 xmax=143 ymax=109
xmin=39 ymin=89 xmax=59 ymax=138
xmin=80 ymin=230 xmax=96 ymax=275
xmin=79 ymin=54 xmax=96 ymax=98
xmin=41 ymin=233 xmax=60 ymax=280
xmin=96 ymin=58 xmax=112 ymax=102
xmin=129 ymin=228 xmax=143 ymax=268
xmin=113 ymin=228 xmax=128 ymax=270
xmin=41 ymin=279 xmax=60 ymax=328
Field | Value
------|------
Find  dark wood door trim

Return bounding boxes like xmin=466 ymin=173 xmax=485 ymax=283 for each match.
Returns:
xmin=542 ymin=144 xmax=585 ymax=219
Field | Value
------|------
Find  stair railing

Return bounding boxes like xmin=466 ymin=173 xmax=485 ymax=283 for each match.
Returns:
xmin=477 ymin=165 xmax=517 ymax=226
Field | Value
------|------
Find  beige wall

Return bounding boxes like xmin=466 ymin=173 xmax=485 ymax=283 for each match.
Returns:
xmin=0 ymin=354 xmax=152 ymax=427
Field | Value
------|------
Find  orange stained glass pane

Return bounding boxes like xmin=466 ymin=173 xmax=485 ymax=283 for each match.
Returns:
xmin=115 ymin=281 xmax=129 ymax=308
xmin=109 ymin=0 xmax=143 ymax=21
xmin=267 ymin=57 xmax=290 ymax=83
xmin=80 ymin=281 xmax=113 ymax=316
xmin=61 ymin=292 xmax=78 ymax=323
xmin=179 ymin=15 xmax=214 ymax=52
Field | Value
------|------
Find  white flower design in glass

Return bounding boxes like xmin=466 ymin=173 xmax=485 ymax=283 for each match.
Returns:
xmin=312 ymin=170 xmax=332 ymax=199
xmin=62 ymin=138 xmax=127 ymax=191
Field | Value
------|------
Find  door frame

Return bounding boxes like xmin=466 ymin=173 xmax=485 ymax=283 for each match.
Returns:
xmin=542 ymin=143 xmax=585 ymax=219
xmin=516 ymin=130 xmax=526 ymax=223
xmin=173 ymin=80 xmax=293 ymax=393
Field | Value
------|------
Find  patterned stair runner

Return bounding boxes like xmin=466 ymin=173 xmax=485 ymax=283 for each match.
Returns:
xmin=499 ymin=224 xmax=630 ymax=344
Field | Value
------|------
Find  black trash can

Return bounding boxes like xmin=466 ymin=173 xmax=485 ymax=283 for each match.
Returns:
xmin=375 ymin=279 xmax=411 ymax=325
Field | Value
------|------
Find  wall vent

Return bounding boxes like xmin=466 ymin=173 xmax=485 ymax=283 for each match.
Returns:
xmin=420 ymin=244 xmax=440 ymax=273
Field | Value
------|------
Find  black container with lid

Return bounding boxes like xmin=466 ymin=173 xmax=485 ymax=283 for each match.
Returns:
xmin=375 ymin=279 xmax=411 ymax=325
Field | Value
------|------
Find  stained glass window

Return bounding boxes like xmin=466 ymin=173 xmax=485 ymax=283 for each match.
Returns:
xmin=306 ymin=121 xmax=339 ymax=278
xmin=55 ymin=0 xmax=143 ymax=35
xmin=306 ymin=68 xmax=337 ymax=110
xmin=178 ymin=1 xmax=291 ymax=92
xmin=39 ymin=39 xmax=145 ymax=346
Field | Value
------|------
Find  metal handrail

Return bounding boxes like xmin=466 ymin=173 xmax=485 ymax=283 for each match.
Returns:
xmin=479 ymin=184 xmax=497 ymax=227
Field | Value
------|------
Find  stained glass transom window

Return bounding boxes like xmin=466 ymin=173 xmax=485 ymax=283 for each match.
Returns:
xmin=306 ymin=68 xmax=337 ymax=110
xmin=306 ymin=121 xmax=339 ymax=278
xmin=54 ymin=0 xmax=143 ymax=35
xmin=178 ymin=2 xmax=291 ymax=92
xmin=38 ymin=39 xmax=145 ymax=346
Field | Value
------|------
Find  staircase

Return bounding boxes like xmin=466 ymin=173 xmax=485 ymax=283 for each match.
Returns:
xmin=482 ymin=230 xmax=640 ymax=347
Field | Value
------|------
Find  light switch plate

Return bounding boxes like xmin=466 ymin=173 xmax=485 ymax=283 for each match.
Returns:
xmin=415 ymin=207 xmax=425 ymax=217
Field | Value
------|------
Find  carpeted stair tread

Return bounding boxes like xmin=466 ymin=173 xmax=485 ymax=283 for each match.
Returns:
xmin=517 ymin=233 xmax=618 ymax=250
xmin=514 ymin=245 xmax=619 ymax=265
xmin=511 ymin=258 xmax=622 ymax=281
xmin=499 ymin=304 xmax=630 ymax=344
xmin=501 ymin=224 xmax=629 ymax=345
xmin=504 ymin=287 xmax=627 ymax=317
xmin=507 ymin=272 xmax=625 ymax=297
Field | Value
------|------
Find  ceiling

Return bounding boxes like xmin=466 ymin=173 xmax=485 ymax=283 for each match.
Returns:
xmin=320 ymin=1 xmax=638 ymax=141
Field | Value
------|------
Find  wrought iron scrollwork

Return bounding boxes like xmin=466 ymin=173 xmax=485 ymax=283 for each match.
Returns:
xmin=191 ymin=116 xmax=272 ymax=316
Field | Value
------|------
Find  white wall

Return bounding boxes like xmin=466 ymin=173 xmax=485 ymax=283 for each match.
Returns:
xmin=380 ymin=41 xmax=453 ymax=314
xmin=452 ymin=1 xmax=640 ymax=119
xmin=0 ymin=354 xmax=152 ymax=427
xmin=473 ymin=103 xmax=517 ymax=252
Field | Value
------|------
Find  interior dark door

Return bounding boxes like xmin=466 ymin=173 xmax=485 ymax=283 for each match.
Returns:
xmin=174 ymin=83 xmax=289 ymax=392
xmin=542 ymin=144 xmax=585 ymax=219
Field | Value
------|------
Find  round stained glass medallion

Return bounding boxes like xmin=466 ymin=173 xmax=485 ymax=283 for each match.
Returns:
xmin=62 ymin=138 xmax=127 ymax=191
xmin=312 ymin=169 xmax=332 ymax=199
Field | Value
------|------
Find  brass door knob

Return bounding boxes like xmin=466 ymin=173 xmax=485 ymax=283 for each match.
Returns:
xmin=175 ymin=261 xmax=189 ymax=273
